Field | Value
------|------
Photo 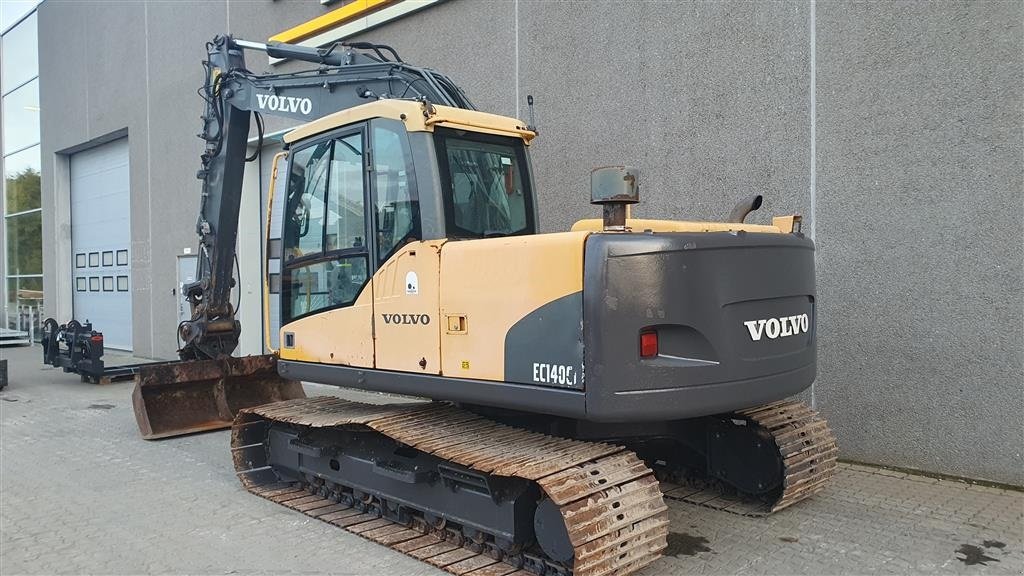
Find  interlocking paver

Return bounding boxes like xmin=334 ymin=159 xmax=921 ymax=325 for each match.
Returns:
xmin=1 ymin=344 xmax=1021 ymax=575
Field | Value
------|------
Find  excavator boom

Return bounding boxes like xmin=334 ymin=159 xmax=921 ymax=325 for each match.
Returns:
xmin=181 ymin=35 xmax=473 ymax=359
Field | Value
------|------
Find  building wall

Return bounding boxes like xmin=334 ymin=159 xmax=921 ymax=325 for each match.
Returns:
xmin=814 ymin=2 xmax=1023 ymax=485
xmin=39 ymin=0 xmax=1023 ymax=484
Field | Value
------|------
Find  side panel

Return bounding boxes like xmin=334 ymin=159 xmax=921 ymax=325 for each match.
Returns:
xmin=373 ymin=241 xmax=444 ymax=374
xmin=439 ymin=231 xmax=588 ymax=383
xmin=278 ymin=284 xmax=374 ymax=367
xmin=503 ymin=292 xmax=584 ymax=389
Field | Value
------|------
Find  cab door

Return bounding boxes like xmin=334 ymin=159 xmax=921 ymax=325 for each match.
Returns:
xmin=278 ymin=127 xmax=375 ymax=366
xmin=369 ymin=119 xmax=441 ymax=375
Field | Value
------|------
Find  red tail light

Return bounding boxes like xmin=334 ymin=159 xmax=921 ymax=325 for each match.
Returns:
xmin=640 ymin=331 xmax=658 ymax=358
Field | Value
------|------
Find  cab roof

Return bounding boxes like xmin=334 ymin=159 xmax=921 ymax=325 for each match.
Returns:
xmin=284 ymin=99 xmax=536 ymax=145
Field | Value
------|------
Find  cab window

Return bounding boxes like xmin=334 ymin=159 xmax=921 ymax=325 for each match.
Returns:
xmin=326 ymin=135 xmax=366 ymax=252
xmin=371 ymin=119 xmax=419 ymax=265
xmin=283 ymin=141 xmax=329 ymax=258
xmin=434 ymin=127 xmax=535 ymax=238
xmin=282 ymin=130 xmax=369 ymax=323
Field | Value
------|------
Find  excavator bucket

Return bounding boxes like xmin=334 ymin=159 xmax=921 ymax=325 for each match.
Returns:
xmin=132 ymin=354 xmax=304 ymax=440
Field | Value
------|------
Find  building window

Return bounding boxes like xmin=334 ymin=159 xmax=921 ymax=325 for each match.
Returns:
xmin=4 ymin=144 xmax=39 ymax=213
xmin=5 ymin=211 xmax=41 ymax=275
xmin=5 ymin=276 xmax=42 ymax=325
xmin=116 ymin=249 xmax=128 ymax=266
xmin=116 ymin=276 xmax=128 ymax=292
xmin=1 ymin=12 xmax=37 ymax=89
xmin=102 ymin=251 xmax=113 ymax=266
xmin=76 ymin=277 xmax=86 ymax=292
xmin=102 ymin=276 xmax=113 ymax=292
xmin=2 ymin=8 xmax=41 ymax=334
xmin=3 ymin=148 xmax=40 ymax=276
xmin=89 ymin=277 xmax=99 ymax=292
xmin=1 ymin=78 xmax=39 ymax=153
xmin=88 ymin=252 xmax=99 ymax=267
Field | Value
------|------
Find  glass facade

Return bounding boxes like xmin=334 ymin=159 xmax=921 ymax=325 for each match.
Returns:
xmin=2 ymin=6 xmax=42 ymax=335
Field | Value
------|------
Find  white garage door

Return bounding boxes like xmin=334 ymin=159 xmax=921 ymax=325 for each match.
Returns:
xmin=70 ymin=138 xmax=132 ymax=350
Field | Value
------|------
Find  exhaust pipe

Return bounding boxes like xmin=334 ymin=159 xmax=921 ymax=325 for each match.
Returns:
xmin=591 ymin=166 xmax=640 ymax=231
xmin=729 ymin=194 xmax=763 ymax=223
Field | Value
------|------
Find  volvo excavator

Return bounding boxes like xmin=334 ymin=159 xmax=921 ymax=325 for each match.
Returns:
xmin=131 ymin=35 xmax=838 ymax=576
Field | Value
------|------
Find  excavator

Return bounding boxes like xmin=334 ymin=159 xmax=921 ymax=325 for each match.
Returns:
xmin=131 ymin=35 xmax=838 ymax=576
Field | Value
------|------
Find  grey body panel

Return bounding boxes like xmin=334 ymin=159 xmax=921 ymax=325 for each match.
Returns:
xmin=582 ymin=232 xmax=817 ymax=421
xmin=278 ymin=360 xmax=586 ymax=419
xmin=503 ymin=291 xmax=584 ymax=389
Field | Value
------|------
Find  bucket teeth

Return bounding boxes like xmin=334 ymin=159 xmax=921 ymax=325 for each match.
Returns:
xmin=231 ymin=397 xmax=669 ymax=576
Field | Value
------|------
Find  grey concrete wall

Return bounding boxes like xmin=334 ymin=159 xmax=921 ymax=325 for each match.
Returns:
xmin=519 ymin=1 xmax=812 ymax=233
xmin=38 ymin=0 xmax=1023 ymax=483
xmin=814 ymin=1 xmax=1023 ymax=485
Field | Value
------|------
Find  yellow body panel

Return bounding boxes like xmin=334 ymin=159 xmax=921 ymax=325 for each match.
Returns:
xmin=279 ymin=285 xmax=375 ymax=367
xmin=269 ymin=0 xmax=396 ymax=44
xmin=284 ymin=101 xmax=535 ymax=146
xmin=439 ymin=232 xmax=589 ymax=380
xmin=570 ymin=217 xmax=798 ymax=234
xmin=276 ymin=232 xmax=586 ymax=382
xmin=263 ymin=152 xmax=288 ymax=354
xmin=374 ymin=241 xmax=445 ymax=374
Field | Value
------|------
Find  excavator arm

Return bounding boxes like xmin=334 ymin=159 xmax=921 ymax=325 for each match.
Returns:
xmin=179 ymin=34 xmax=473 ymax=360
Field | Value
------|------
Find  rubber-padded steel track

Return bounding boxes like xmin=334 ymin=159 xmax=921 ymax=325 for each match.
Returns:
xmin=231 ymin=397 xmax=669 ymax=576
xmin=660 ymin=400 xmax=838 ymax=516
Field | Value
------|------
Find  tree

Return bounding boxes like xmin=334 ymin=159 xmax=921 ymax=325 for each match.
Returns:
xmin=5 ymin=167 xmax=40 ymax=213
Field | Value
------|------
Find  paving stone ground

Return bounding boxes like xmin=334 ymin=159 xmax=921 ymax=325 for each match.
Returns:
xmin=1 ymin=344 xmax=1021 ymax=575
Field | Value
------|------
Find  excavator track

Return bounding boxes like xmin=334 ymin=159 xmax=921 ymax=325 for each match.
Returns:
xmin=232 ymin=397 xmax=669 ymax=576
xmin=659 ymin=400 xmax=838 ymax=516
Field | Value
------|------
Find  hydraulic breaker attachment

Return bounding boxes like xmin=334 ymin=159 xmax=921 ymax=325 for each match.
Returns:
xmin=132 ymin=354 xmax=304 ymax=440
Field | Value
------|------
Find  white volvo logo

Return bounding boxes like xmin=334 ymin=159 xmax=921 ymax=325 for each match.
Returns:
xmin=744 ymin=314 xmax=810 ymax=341
xmin=255 ymin=93 xmax=313 ymax=115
